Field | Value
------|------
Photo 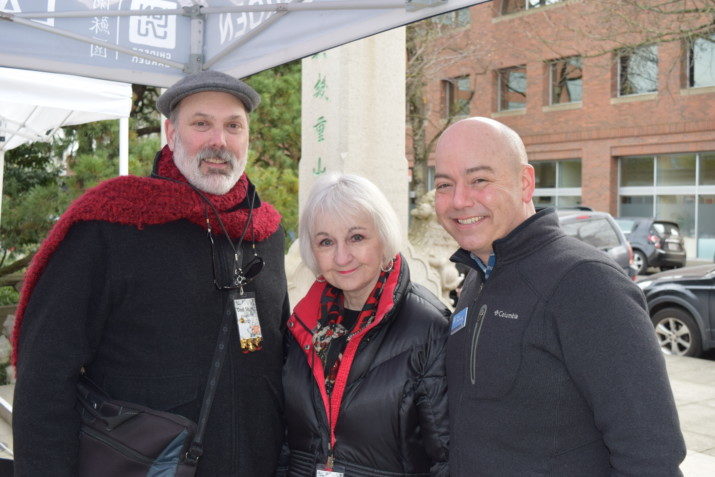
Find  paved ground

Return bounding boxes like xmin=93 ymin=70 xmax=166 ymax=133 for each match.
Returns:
xmin=665 ymin=354 xmax=715 ymax=475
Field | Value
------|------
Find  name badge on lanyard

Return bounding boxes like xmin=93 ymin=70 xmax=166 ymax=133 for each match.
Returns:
xmin=316 ymin=464 xmax=345 ymax=477
xmin=233 ymin=291 xmax=263 ymax=353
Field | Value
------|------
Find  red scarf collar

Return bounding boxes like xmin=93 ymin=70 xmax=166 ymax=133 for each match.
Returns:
xmin=11 ymin=146 xmax=281 ymax=365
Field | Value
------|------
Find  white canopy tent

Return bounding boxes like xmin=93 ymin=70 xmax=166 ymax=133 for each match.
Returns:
xmin=0 ymin=0 xmax=488 ymax=87
xmin=0 ymin=66 xmax=133 ymax=222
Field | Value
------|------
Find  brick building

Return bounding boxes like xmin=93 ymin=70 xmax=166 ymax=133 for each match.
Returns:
xmin=415 ymin=0 xmax=715 ymax=259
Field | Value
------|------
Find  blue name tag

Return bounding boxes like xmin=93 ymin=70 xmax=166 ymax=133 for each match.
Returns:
xmin=450 ymin=307 xmax=468 ymax=335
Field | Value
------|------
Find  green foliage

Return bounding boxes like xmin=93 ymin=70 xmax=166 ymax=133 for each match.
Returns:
xmin=243 ymin=61 xmax=301 ymax=250
xmin=69 ymin=120 xmax=120 ymax=158
xmin=246 ymin=163 xmax=299 ymax=249
xmin=1 ymin=180 xmax=70 ymax=249
xmin=246 ymin=61 xmax=302 ymax=169
xmin=131 ymin=84 xmax=161 ymax=132
xmin=2 ymin=141 xmax=66 ymax=197
xmin=129 ymin=134 xmax=161 ymax=176
xmin=0 ymin=287 xmax=19 ymax=306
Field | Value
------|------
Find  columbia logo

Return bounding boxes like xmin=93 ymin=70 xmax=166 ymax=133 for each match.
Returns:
xmin=494 ymin=310 xmax=518 ymax=320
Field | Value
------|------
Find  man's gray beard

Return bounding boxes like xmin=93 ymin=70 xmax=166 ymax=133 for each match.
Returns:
xmin=172 ymin=135 xmax=246 ymax=195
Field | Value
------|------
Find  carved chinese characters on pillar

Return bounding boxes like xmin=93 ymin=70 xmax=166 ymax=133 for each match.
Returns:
xmin=311 ymin=53 xmax=329 ymax=175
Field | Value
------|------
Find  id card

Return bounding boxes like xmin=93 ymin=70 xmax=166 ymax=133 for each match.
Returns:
xmin=233 ymin=292 xmax=263 ymax=353
xmin=450 ymin=307 xmax=468 ymax=335
xmin=316 ymin=464 xmax=345 ymax=477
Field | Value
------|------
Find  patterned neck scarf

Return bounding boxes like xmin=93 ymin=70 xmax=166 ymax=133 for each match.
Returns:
xmin=312 ymin=270 xmax=389 ymax=395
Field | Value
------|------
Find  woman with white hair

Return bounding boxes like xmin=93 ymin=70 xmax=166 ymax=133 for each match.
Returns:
xmin=282 ymin=173 xmax=450 ymax=476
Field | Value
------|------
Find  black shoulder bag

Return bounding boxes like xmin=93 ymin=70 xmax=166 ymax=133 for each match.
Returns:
xmin=76 ymin=307 xmax=233 ymax=477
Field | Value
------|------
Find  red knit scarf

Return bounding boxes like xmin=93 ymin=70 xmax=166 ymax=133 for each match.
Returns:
xmin=11 ymin=145 xmax=281 ymax=365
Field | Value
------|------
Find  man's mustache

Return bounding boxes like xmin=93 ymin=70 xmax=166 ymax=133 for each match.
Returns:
xmin=195 ymin=147 xmax=236 ymax=164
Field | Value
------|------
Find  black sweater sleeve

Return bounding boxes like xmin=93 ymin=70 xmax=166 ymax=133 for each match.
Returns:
xmin=13 ymin=222 xmax=111 ymax=477
xmin=548 ymin=260 xmax=686 ymax=476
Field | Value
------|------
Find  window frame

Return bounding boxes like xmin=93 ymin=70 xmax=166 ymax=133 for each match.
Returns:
xmin=548 ymin=56 xmax=583 ymax=105
xmin=532 ymin=158 xmax=582 ymax=207
xmin=431 ymin=7 xmax=471 ymax=27
xmin=686 ymin=33 xmax=715 ymax=89
xmin=442 ymin=75 xmax=472 ymax=119
xmin=501 ymin=0 xmax=563 ymax=15
xmin=497 ymin=65 xmax=527 ymax=111
xmin=616 ymin=44 xmax=658 ymax=97
xmin=618 ymin=152 xmax=715 ymax=259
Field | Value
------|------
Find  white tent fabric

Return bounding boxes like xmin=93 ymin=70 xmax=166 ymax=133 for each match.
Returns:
xmin=0 ymin=0 xmax=488 ymax=87
xmin=0 ymin=67 xmax=132 ymax=223
xmin=0 ymin=67 xmax=132 ymax=152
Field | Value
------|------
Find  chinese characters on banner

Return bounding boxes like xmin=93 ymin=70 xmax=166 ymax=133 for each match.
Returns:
xmin=89 ymin=0 xmax=111 ymax=59
xmin=128 ymin=0 xmax=176 ymax=67
xmin=82 ymin=0 xmax=177 ymax=66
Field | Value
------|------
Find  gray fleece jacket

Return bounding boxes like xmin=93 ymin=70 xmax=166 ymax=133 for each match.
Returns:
xmin=446 ymin=208 xmax=685 ymax=476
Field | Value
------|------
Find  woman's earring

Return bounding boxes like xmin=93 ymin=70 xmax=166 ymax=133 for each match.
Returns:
xmin=316 ymin=275 xmax=326 ymax=283
xmin=380 ymin=259 xmax=394 ymax=273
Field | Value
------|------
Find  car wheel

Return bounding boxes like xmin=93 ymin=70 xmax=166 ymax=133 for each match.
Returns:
xmin=633 ymin=250 xmax=648 ymax=275
xmin=652 ymin=308 xmax=702 ymax=357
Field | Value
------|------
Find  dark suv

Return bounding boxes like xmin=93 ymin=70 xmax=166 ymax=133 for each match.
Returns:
xmin=638 ymin=264 xmax=715 ymax=357
xmin=556 ymin=209 xmax=637 ymax=280
xmin=614 ymin=217 xmax=686 ymax=275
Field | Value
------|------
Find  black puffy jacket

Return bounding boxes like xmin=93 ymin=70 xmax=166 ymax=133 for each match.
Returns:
xmin=282 ymin=255 xmax=450 ymax=476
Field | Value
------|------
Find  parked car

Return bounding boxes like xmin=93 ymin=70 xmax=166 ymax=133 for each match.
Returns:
xmin=637 ymin=264 xmax=715 ymax=357
xmin=555 ymin=209 xmax=637 ymax=280
xmin=614 ymin=217 xmax=686 ymax=275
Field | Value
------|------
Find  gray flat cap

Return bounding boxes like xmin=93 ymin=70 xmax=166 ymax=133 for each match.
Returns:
xmin=157 ymin=70 xmax=261 ymax=116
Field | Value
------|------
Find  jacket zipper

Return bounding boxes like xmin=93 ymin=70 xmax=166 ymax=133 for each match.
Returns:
xmin=469 ymin=284 xmax=486 ymax=385
xmin=80 ymin=426 xmax=155 ymax=466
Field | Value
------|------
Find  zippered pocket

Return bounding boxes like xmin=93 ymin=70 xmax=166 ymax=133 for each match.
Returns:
xmin=469 ymin=304 xmax=488 ymax=385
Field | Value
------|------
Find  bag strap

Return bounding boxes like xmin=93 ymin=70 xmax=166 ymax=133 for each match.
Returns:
xmin=184 ymin=294 xmax=236 ymax=466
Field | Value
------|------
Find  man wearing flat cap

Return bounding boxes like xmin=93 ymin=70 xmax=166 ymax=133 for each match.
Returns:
xmin=12 ymin=70 xmax=289 ymax=476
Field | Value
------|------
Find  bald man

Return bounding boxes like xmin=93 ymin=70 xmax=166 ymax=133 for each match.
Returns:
xmin=434 ymin=117 xmax=685 ymax=476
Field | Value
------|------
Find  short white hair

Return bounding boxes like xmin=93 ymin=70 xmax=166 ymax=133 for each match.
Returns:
xmin=299 ymin=173 xmax=402 ymax=276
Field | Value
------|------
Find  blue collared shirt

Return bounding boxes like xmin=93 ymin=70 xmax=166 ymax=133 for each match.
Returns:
xmin=470 ymin=252 xmax=496 ymax=280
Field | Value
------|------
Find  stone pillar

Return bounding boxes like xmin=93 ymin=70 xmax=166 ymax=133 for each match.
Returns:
xmin=298 ymin=27 xmax=408 ymax=232
xmin=286 ymin=27 xmax=444 ymax=307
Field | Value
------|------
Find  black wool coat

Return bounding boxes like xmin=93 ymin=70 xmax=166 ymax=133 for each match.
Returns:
xmin=13 ymin=219 xmax=289 ymax=476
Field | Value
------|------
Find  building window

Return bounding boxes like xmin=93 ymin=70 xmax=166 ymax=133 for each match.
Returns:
xmin=698 ymin=194 xmax=715 ymax=259
xmin=619 ymin=195 xmax=654 ymax=217
xmin=443 ymin=76 xmax=471 ymax=118
xmin=549 ymin=56 xmax=582 ymax=104
xmin=533 ymin=159 xmax=581 ymax=207
xmin=619 ymin=152 xmax=715 ymax=259
xmin=431 ymin=7 xmax=470 ymax=27
xmin=687 ymin=34 xmax=715 ymax=88
xmin=617 ymin=44 xmax=658 ymax=96
xmin=497 ymin=66 xmax=527 ymax=111
xmin=427 ymin=166 xmax=435 ymax=191
xmin=502 ymin=0 xmax=562 ymax=15
xmin=656 ymin=153 xmax=696 ymax=186
xmin=700 ymin=152 xmax=715 ymax=185
xmin=620 ymin=155 xmax=653 ymax=186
